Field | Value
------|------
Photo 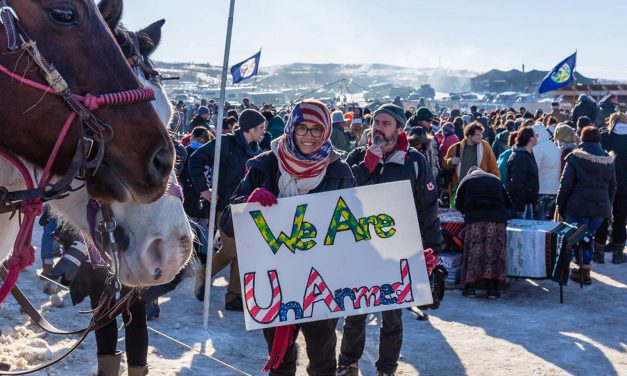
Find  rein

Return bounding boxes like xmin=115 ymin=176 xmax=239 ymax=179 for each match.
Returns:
xmin=0 ymin=0 xmax=155 ymax=305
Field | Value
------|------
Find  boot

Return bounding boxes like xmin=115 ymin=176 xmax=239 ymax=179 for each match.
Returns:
xmin=194 ymin=264 xmax=206 ymax=302
xmin=592 ymin=242 xmax=605 ymax=263
xmin=611 ymin=243 xmax=626 ymax=264
xmin=41 ymin=261 xmax=55 ymax=278
xmin=128 ymin=365 xmax=148 ymax=376
xmin=487 ymin=280 xmax=500 ymax=300
xmin=570 ymin=265 xmax=592 ymax=285
xmin=97 ymin=351 xmax=122 ymax=376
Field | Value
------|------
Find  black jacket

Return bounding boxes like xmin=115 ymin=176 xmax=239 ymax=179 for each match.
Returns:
xmin=346 ymin=146 xmax=443 ymax=253
xmin=557 ymin=143 xmax=617 ymax=219
xmin=455 ymin=169 xmax=511 ymax=224
xmin=232 ymin=151 xmax=355 ymax=201
xmin=601 ymin=128 xmax=627 ymax=197
xmin=188 ymin=130 xmax=261 ymax=211
xmin=506 ymin=147 xmax=539 ymax=211
xmin=180 ymin=143 xmax=206 ymax=218
xmin=571 ymin=97 xmax=598 ymax=124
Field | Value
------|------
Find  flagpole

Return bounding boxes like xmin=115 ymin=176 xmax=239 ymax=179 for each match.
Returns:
xmin=203 ymin=0 xmax=235 ymax=331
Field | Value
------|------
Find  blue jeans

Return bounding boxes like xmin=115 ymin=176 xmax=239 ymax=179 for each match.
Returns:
xmin=40 ymin=217 xmax=58 ymax=261
xmin=190 ymin=217 xmax=209 ymax=257
xmin=535 ymin=195 xmax=556 ymax=221
xmin=511 ymin=203 xmax=534 ymax=220
xmin=566 ymin=216 xmax=604 ymax=265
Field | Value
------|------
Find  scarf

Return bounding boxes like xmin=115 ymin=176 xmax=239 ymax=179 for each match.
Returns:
xmin=264 ymin=100 xmax=332 ymax=372
xmin=273 ymin=100 xmax=333 ymax=197
xmin=235 ymin=129 xmax=261 ymax=158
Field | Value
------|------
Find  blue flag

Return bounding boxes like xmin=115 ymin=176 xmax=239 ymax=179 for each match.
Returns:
xmin=230 ymin=51 xmax=261 ymax=84
xmin=538 ymin=52 xmax=577 ymax=94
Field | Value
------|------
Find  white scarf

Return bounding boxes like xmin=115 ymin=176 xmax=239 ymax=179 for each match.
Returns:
xmin=271 ymin=140 xmax=326 ymax=198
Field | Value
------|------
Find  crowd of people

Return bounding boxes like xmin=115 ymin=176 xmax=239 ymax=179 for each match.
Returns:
xmin=37 ymin=93 xmax=626 ymax=375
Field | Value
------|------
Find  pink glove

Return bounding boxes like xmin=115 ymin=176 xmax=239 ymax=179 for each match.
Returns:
xmin=246 ymin=187 xmax=278 ymax=207
xmin=424 ymin=248 xmax=438 ymax=276
xmin=364 ymin=144 xmax=383 ymax=173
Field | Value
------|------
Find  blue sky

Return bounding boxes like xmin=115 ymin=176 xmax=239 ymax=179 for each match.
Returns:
xmin=122 ymin=0 xmax=627 ymax=80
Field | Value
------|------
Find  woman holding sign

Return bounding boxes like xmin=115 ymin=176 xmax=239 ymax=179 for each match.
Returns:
xmin=231 ymin=100 xmax=355 ymax=375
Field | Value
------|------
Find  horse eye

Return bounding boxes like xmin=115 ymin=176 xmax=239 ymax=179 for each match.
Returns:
xmin=50 ymin=8 xmax=75 ymax=24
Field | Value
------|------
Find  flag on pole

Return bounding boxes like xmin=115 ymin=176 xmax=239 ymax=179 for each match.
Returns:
xmin=538 ymin=52 xmax=577 ymax=94
xmin=230 ymin=50 xmax=261 ymax=84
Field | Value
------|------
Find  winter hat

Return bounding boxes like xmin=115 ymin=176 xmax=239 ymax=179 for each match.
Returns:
xmin=577 ymin=116 xmax=592 ymax=130
xmin=239 ymin=109 xmax=266 ymax=132
xmin=415 ymin=107 xmax=434 ymax=122
xmin=331 ymin=110 xmax=345 ymax=124
xmin=373 ymin=103 xmax=406 ymax=128
xmin=554 ymin=123 xmax=576 ymax=142
xmin=197 ymin=106 xmax=210 ymax=116
xmin=441 ymin=122 xmax=455 ymax=136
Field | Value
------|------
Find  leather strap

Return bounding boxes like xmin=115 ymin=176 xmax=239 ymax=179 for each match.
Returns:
xmin=0 ymin=265 xmax=140 ymax=375
xmin=0 ymin=0 xmax=18 ymax=50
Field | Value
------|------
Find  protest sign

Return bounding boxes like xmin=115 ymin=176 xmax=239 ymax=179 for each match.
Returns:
xmin=232 ymin=180 xmax=432 ymax=330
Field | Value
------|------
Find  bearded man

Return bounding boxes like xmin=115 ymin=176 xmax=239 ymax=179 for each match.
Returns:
xmin=338 ymin=103 xmax=443 ymax=376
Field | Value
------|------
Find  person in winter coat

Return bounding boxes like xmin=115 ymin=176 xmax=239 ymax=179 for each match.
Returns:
xmin=338 ymin=103 xmax=441 ymax=376
xmin=330 ymin=110 xmax=353 ymax=153
xmin=406 ymin=107 xmax=440 ymax=180
xmin=438 ymin=122 xmax=460 ymax=159
xmin=230 ymin=100 xmax=355 ymax=375
xmin=531 ymin=124 xmax=562 ymax=220
xmin=557 ymin=126 xmax=617 ymax=284
xmin=188 ymin=109 xmax=266 ymax=309
xmin=186 ymin=106 xmax=212 ymax=132
xmin=506 ymin=127 xmax=539 ymax=219
xmin=596 ymin=94 xmax=618 ymax=128
xmin=455 ymin=167 xmax=511 ymax=299
xmin=549 ymin=102 xmax=566 ymax=123
xmin=597 ymin=113 xmax=627 ymax=264
xmin=553 ymin=123 xmax=578 ymax=173
xmin=265 ymin=110 xmax=287 ymax=140
xmin=496 ymin=132 xmax=518 ymax=183
xmin=491 ymin=122 xmax=512 ymax=159
xmin=571 ymin=94 xmax=598 ymax=125
xmin=443 ymin=122 xmax=500 ymax=207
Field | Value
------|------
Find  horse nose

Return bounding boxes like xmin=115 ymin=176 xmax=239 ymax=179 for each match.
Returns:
xmin=148 ymin=146 xmax=173 ymax=184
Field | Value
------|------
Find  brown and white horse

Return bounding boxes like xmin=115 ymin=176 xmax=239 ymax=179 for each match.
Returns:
xmin=0 ymin=4 xmax=192 ymax=288
xmin=0 ymin=0 xmax=173 ymax=204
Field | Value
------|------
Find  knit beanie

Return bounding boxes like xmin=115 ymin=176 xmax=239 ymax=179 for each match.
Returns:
xmin=373 ymin=103 xmax=406 ymax=128
xmin=415 ymin=107 xmax=434 ymax=122
xmin=554 ymin=123 xmax=576 ymax=142
xmin=239 ymin=109 xmax=266 ymax=132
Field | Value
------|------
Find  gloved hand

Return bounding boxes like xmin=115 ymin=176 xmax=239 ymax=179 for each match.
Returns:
xmin=364 ymin=144 xmax=383 ymax=173
xmin=246 ymin=187 xmax=278 ymax=207
xmin=424 ymin=248 xmax=438 ymax=276
xmin=52 ymin=243 xmax=89 ymax=285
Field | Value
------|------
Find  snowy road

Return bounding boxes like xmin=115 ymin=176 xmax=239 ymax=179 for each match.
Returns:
xmin=1 ymin=227 xmax=626 ymax=375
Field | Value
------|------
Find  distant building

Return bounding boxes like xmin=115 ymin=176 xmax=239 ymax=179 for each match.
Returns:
xmin=471 ymin=69 xmax=596 ymax=93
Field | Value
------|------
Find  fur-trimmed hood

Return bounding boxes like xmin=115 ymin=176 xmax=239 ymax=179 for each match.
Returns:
xmin=570 ymin=148 xmax=614 ymax=165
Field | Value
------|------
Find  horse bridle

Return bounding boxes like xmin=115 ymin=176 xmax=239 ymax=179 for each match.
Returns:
xmin=0 ymin=0 xmax=157 ymax=305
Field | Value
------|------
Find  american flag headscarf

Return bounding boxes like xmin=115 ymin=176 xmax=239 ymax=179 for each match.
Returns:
xmin=276 ymin=100 xmax=333 ymax=179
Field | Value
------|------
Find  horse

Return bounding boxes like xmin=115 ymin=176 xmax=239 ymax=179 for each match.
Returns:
xmin=0 ymin=0 xmax=174 ymax=204
xmin=0 ymin=6 xmax=193 ymax=289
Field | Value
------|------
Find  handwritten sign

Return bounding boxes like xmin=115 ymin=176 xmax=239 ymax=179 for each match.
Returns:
xmin=232 ymin=180 xmax=432 ymax=330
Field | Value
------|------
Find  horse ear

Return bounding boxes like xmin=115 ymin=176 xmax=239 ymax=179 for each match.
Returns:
xmin=98 ymin=0 xmax=124 ymax=30
xmin=137 ymin=19 xmax=166 ymax=57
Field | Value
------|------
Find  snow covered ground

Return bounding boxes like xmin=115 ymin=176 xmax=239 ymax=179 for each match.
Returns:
xmin=1 ymin=225 xmax=626 ymax=375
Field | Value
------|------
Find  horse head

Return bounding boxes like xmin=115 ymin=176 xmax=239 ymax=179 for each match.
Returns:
xmin=0 ymin=0 xmax=174 ymax=204
xmin=49 ymin=13 xmax=192 ymax=287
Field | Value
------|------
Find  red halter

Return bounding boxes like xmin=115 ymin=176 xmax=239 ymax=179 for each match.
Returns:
xmin=0 ymin=2 xmax=156 ymax=304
